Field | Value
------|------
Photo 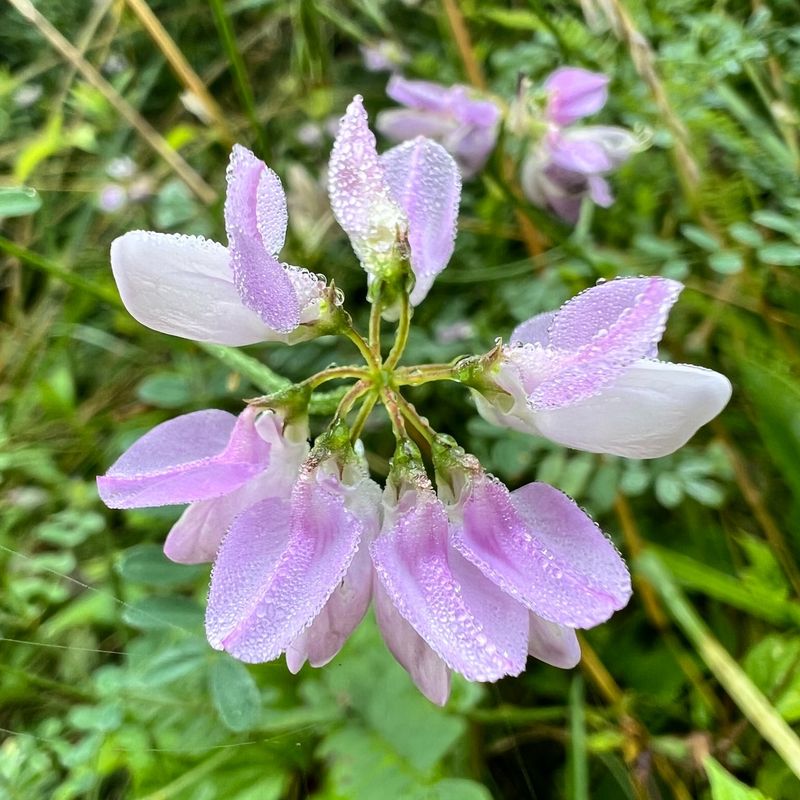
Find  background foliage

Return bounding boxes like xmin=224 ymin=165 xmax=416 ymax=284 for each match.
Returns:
xmin=2 ymin=0 xmax=800 ymax=798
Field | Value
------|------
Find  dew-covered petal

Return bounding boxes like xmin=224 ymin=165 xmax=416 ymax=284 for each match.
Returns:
xmin=511 ymin=311 xmax=556 ymax=347
xmin=545 ymin=67 xmax=609 ymax=126
xmin=206 ymin=470 xmax=364 ymax=662
xmin=381 ymin=138 xmax=461 ymax=305
xmin=533 ymin=359 xmax=732 ymax=458
xmin=98 ymin=408 xmax=269 ymax=509
xmin=452 ymin=475 xmax=631 ymax=628
xmin=164 ymin=415 xmax=308 ymax=564
xmin=374 ymin=578 xmax=451 ymax=706
xmin=527 ymin=613 xmax=581 ymax=668
xmin=227 ymin=224 xmax=301 ymax=333
xmin=328 ymin=95 xmax=406 ymax=275
xmin=256 ymin=165 xmax=289 ymax=256
xmin=110 ymin=231 xmax=277 ymax=345
xmin=371 ymin=491 xmax=528 ymax=682
xmin=285 ymin=539 xmax=373 ymax=672
xmin=530 ymin=277 xmax=683 ymax=409
xmin=285 ymin=476 xmax=382 ymax=672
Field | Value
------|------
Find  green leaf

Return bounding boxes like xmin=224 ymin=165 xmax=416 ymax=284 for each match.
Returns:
xmin=209 ymin=656 xmax=262 ymax=732
xmin=121 ymin=596 xmax=204 ymax=632
xmin=709 ymin=250 xmax=744 ymax=275
xmin=0 ymin=186 xmax=42 ymax=218
xmin=728 ymin=222 xmax=764 ymax=248
xmin=136 ymin=372 xmax=192 ymax=408
xmin=751 ymin=210 xmax=800 ymax=239
xmin=117 ymin=544 xmax=206 ymax=587
xmin=757 ymin=243 xmax=800 ymax=266
xmin=704 ymin=756 xmax=772 ymax=799
xmin=681 ymin=224 xmax=721 ymax=251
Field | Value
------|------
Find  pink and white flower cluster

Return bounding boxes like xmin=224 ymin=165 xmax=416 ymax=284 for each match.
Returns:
xmin=99 ymin=93 xmax=730 ymax=703
xmin=378 ymin=66 xmax=641 ymax=222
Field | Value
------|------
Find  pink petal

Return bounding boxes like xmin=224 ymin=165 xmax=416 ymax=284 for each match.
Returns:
xmin=381 ymin=138 xmax=461 ymax=305
xmin=328 ymin=95 xmax=406 ymax=275
xmin=511 ymin=311 xmax=556 ymax=346
xmin=285 ymin=476 xmax=382 ymax=671
xmin=285 ymin=540 xmax=373 ymax=672
xmin=374 ymin=578 xmax=451 ymax=706
xmin=97 ymin=408 xmax=269 ymax=509
xmin=205 ymin=468 xmax=365 ymax=662
xmin=164 ymin=415 xmax=308 ymax=564
xmin=452 ymin=475 xmax=631 ymax=628
xmin=385 ymin=75 xmax=454 ymax=113
xmin=547 ymin=132 xmax=612 ymax=174
xmin=225 ymin=145 xmax=300 ymax=332
xmin=528 ymin=613 xmax=581 ymax=668
xmin=371 ymin=489 xmax=528 ymax=682
xmin=376 ymin=108 xmax=458 ymax=144
xmin=530 ymin=277 xmax=683 ymax=409
xmin=545 ymin=67 xmax=609 ymax=126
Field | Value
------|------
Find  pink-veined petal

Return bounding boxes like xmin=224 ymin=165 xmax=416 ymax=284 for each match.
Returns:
xmin=225 ymin=145 xmax=300 ymax=332
xmin=529 ymin=277 xmax=683 ymax=409
xmin=371 ymin=489 xmax=528 ymax=682
xmin=533 ymin=359 xmax=732 ymax=458
xmin=110 ymin=231 xmax=278 ymax=345
xmin=328 ymin=95 xmax=406 ymax=275
xmin=511 ymin=311 xmax=557 ymax=346
xmin=452 ymin=475 xmax=631 ymax=628
xmin=97 ymin=408 xmax=269 ymax=509
xmin=374 ymin=578 xmax=451 ymax=706
xmin=527 ymin=613 xmax=581 ymax=668
xmin=206 ymin=468 xmax=365 ymax=662
xmin=164 ymin=414 xmax=309 ymax=564
xmin=544 ymin=68 xmax=609 ymax=126
xmin=285 ymin=476 xmax=382 ymax=672
xmin=381 ymin=138 xmax=461 ymax=305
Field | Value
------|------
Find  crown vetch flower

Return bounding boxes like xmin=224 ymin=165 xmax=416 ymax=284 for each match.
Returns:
xmin=376 ymin=75 xmax=501 ymax=178
xmin=520 ymin=67 xmax=640 ymax=223
xmin=98 ymin=93 xmax=733 ymax=704
xmin=469 ymin=277 xmax=732 ymax=457
xmin=110 ymin=145 xmax=332 ymax=346
xmin=329 ymin=96 xmax=461 ymax=306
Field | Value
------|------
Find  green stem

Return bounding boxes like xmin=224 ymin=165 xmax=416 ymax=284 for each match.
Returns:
xmin=383 ymin=292 xmax=411 ymax=371
xmin=380 ymin=388 xmax=407 ymax=439
xmin=334 ymin=380 xmax=370 ymax=422
xmin=345 ymin=327 xmax=379 ymax=371
xmin=368 ymin=300 xmax=382 ymax=359
xmin=307 ymin=365 xmax=369 ymax=389
xmin=393 ymin=391 xmax=436 ymax=444
xmin=350 ymin=390 xmax=379 ymax=441
xmin=394 ymin=362 xmax=459 ymax=386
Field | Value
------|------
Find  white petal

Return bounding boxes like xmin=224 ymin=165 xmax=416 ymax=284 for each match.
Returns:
xmin=533 ymin=360 xmax=732 ymax=458
xmin=110 ymin=231 xmax=282 ymax=345
xmin=527 ymin=614 xmax=581 ymax=669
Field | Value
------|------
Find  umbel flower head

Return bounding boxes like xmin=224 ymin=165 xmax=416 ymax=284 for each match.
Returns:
xmin=99 ymin=94 xmax=730 ymax=703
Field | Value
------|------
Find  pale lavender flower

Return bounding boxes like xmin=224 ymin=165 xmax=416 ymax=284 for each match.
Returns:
xmin=471 ymin=277 xmax=732 ymax=458
xmin=110 ymin=144 xmax=330 ymax=346
xmin=329 ymin=96 xmax=461 ymax=306
xmin=97 ymin=407 xmax=308 ymax=564
xmin=369 ymin=442 xmax=629 ymax=704
xmin=98 ymin=184 xmax=128 ymax=214
xmin=521 ymin=67 xmax=640 ymax=222
xmin=376 ymin=76 xmax=501 ymax=178
xmin=360 ymin=40 xmax=408 ymax=73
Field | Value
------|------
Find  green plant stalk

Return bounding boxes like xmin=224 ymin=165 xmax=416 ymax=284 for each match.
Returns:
xmin=568 ymin=675 xmax=589 ymax=800
xmin=383 ymin=292 xmax=411 ymax=371
xmin=637 ymin=551 xmax=800 ymax=780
